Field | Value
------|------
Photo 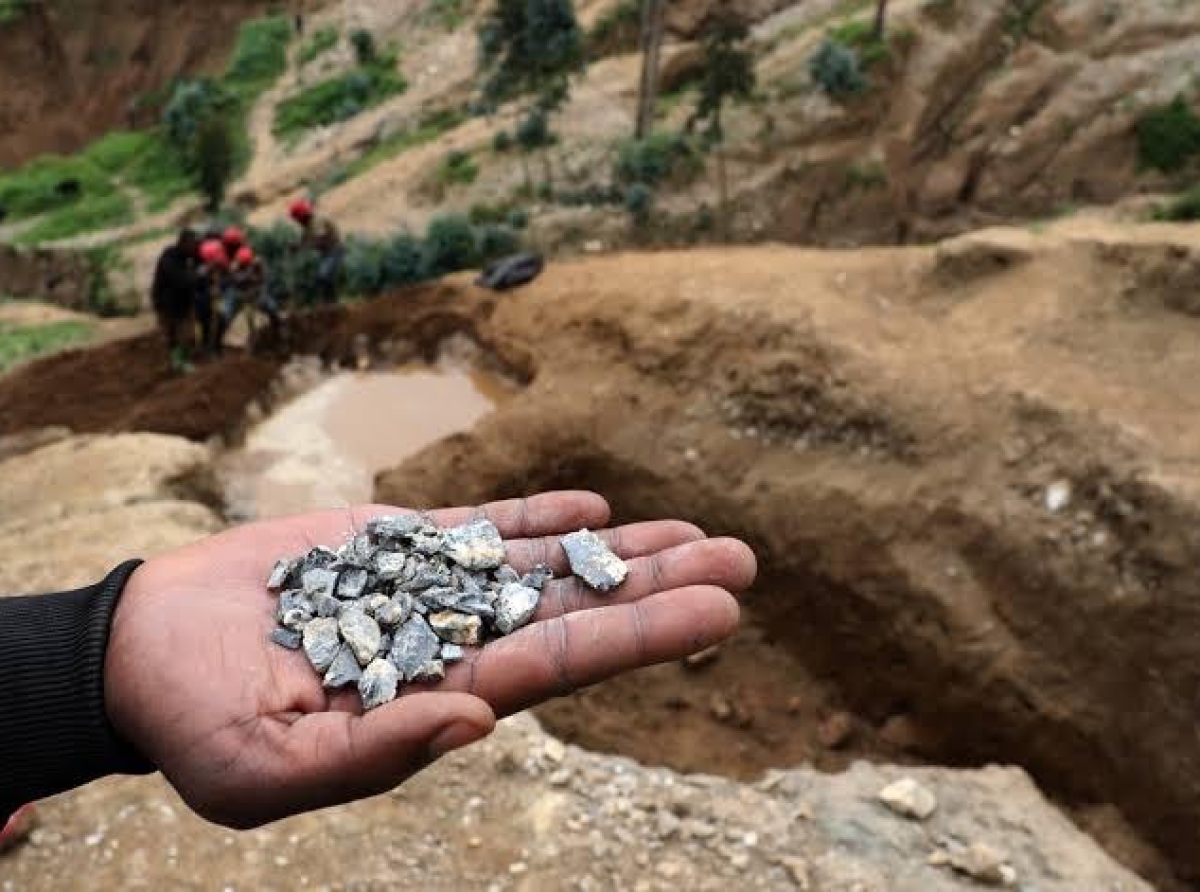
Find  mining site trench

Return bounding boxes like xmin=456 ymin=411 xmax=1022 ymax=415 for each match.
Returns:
xmin=0 ymin=273 xmax=1191 ymax=889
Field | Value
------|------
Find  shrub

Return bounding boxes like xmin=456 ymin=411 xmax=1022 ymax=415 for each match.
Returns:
xmin=299 ymin=26 xmax=340 ymax=65
xmin=422 ymin=213 xmax=480 ymax=277
xmin=1153 ymin=186 xmax=1200 ymax=222
xmin=1137 ymin=96 xmax=1200 ymax=174
xmin=828 ymin=19 xmax=889 ymax=68
xmin=506 ymin=207 xmax=530 ymax=229
xmin=493 ymin=129 xmax=513 ymax=152
xmin=350 ymin=28 xmax=378 ymax=65
xmin=477 ymin=224 xmax=519 ymax=261
xmin=516 ymin=108 xmax=554 ymax=151
xmin=436 ymin=150 xmax=479 ymax=187
xmin=274 ymin=55 xmax=406 ymax=140
xmin=224 ymin=15 xmax=292 ymax=99
xmin=164 ymin=79 xmax=234 ymax=151
xmin=624 ymin=182 xmax=653 ymax=224
xmin=810 ymin=39 xmax=865 ymax=98
xmin=586 ymin=0 xmax=640 ymax=59
xmin=344 ymin=236 xmax=389 ymax=295
xmin=383 ymin=232 xmax=425 ymax=285
xmin=616 ymin=131 xmax=700 ymax=185
xmin=194 ymin=116 xmax=236 ymax=211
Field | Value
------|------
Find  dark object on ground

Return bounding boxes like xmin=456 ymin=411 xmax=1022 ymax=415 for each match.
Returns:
xmin=54 ymin=179 xmax=82 ymax=199
xmin=475 ymin=253 xmax=545 ymax=291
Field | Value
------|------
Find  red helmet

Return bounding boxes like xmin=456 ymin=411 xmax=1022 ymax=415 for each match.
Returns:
xmin=235 ymin=246 xmax=255 ymax=266
xmin=222 ymin=226 xmax=246 ymax=249
xmin=199 ymin=239 xmax=229 ymax=268
xmin=289 ymin=199 xmax=314 ymax=223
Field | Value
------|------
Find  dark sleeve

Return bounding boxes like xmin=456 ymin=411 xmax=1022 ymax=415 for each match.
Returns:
xmin=0 ymin=561 xmax=156 ymax=822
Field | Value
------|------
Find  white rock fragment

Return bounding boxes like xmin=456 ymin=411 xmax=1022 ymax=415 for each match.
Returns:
xmin=302 ymin=617 xmax=341 ymax=673
xmin=339 ymin=609 xmax=383 ymax=666
xmin=495 ymin=582 xmax=541 ymax=634
xmin=878 ymin=777 xmax=937 ymax=820
xmin=560 ymin=529 xmax=629 ymax=592
xmin=1044 ymin=479 xmax=1072 ymax=513
xmin=441 ymin=518 xmax=506 ymax=570
xmin=358 ymin=659 xmax=400 ymax=710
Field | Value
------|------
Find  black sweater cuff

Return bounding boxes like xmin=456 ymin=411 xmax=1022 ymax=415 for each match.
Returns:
xmin=1 ymin=561 xmax=156 ymax=821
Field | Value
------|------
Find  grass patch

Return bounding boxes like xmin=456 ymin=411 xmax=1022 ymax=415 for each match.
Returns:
xmin=0 ymin=0 xmax=26 ymax=27
xmin=274 ymin=52 xmax=406 ymax=141
xmin=1137 ymin=96 xmax=1200 ymax=174
xmin=224 ymin=15 xmax=292 ymax=101
xmin=1153 ymin=186 xmax=1200 ymax=222
xmin=425 ymin=0 xmax=473 ymax=30
xmin=0 ymin=320 xmax=92 ymax=374
xmin=14 ymin=192 xmax=134 ymax=245
xmin=344 ymin=107 xmax=467 ymax=178
xmin=299 ymin=26 xmax=340 ymax=65
xmin=829 ymin=18 xmax=890 ymax=68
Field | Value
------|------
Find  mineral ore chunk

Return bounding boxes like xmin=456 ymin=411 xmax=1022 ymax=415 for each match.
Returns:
xmin=429 ymin=611 xmax=483 ymax=646
xmin=323 ymin=644 xmax=363 ymax=689
xmin=336 ymin=567 xmax=370 ymax=601
xmin=375 ymin=593 xmax=414 ymax=628
xmin=302 ymin=617 xmax=341 ymax=673
xmin=521 ymin=564 xmax=553 ymax=592
xmin=339 ymin=609 xmax=382 ymax=667
xmin=388 ymin=614 xmax=442 ymax=681
xmin=367 ymin=513 xmax=429 ymax=542
xmin=441 ymin=643 xmax=465 ymax=663
xmin=267 ymin=558 xmax=296 ymax=591
xmin=301 ymin=567 xmax=339 ymax=599
xmin=359 ymin=659 xmax=400 ymax=710
xmin=412 ymin=660 xmax=445 ymax=682
xmin=441 ymin=518 xmax=506 ymax=570
xmin=560 ymin=529 xmax=628 ymax=592
xmin=269 ymin=627 xmax=302 ymax=650
xmin=495 ymin=582 xmax=541 ymax=634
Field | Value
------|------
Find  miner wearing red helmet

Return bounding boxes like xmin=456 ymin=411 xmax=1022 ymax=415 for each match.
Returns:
xmin=194 ymin=238 xmax=231 ymax=353
xmin=213 ymin=242 xmax=282 ymax=353
xmin=288 ymin=197 xmax=342 ymax=304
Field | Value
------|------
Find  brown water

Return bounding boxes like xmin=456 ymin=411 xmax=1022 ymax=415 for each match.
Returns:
xmin=222 ymin=363 xmax=513 ymax=520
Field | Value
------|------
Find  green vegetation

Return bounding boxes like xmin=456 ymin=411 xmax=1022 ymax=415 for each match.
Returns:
xmin=0 ymin=320 xmax=92 ymax=374
xmin=224 ymin=15 xmax=292 ymax=100
xmin=344 ymin=107 xmax=467 ymax=179
xmin=845 ymin=159 xmax=888 ymax=190
xmin=350 ymin=28 xmax=378 ymax=65
xmin=274 ymin=51 xmax=406 ymax=141
xmin=299 ymin=26 xmax=340 ymax=65
xmin=435 ymin=150 xmax=480 ymax=188
xmin=811 ymin=40 xmax=865 ymax=97
xmin=1004 ymin=0 xmax=1045 ymax=41
xmin=624 ymin=181 xmax=652 ymax=226
xmin=1153 ymin=186 xmax=1200 ymax=222
xmin=14 ymin=193 xmax=133 ymax=245
xmin=1137 ymin=96 xmax=1200 ymax=174
xmin=586 ymin=0 xmax=640 ymax=59
xmin=615 ymin=131 xmax=702 ymax=186
xmin=0 ymin=0 xmax=26 ymax=26
xmin=829 ymin=18 xmax=890 ymax=68
xmin=427 ymin=0 xmax=472 ymax=30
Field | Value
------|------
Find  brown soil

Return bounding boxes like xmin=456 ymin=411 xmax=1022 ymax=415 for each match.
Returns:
xmin=0 ymin=0 xmax=271 ymax=166
xmin=1 ymin=231 xmax=1198 ymax=887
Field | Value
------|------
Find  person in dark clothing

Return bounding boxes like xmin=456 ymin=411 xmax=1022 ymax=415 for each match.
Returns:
xmin=0 ymin=492 xmax=753 ymax=834
xmin=150 ymin=229 xmax=199 ymax=370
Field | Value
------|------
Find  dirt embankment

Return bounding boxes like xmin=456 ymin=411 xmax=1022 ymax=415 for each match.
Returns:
xmin=0 ymin=0 xmax=271 ymax=166
xmin=2 ymin=231 xmax=1199 ymax=886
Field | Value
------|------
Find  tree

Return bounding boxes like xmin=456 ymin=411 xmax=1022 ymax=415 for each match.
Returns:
xmin=194 ymin=115 xmax=236 ymax=212
xmin=634 ymin=0 xmax=666 ymax=138
xmin=689 ymin=4 xmax=754 ymax=238
xmin=478 ymin=0 xmax=584 ymax=191
xmin=872 ymin=0 xmax=889 ymax=40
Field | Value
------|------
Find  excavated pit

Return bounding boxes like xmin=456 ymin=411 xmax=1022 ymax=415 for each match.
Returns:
xmin=0 ymin=245 xmax=1196 ymax=889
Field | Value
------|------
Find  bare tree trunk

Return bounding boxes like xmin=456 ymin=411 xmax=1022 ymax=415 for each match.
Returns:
xmin=872 ymin=0 xmax=889 ymax=39
xmin=634 ymin=0 xmax=667 ymax=138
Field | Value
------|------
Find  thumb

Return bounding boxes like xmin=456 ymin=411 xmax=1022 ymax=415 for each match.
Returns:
xmin=281 ymin=693 xmax=496 ymax=816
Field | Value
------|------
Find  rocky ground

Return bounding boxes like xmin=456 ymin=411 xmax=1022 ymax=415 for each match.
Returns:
xmin=1 ymin=224 xmax=1198 ymax=887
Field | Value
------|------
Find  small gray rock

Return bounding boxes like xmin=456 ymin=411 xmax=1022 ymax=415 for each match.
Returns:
xmin=441 ymin=518 xmax=506 ymax=570
xmin=400 ymin=559 xmax=452 ymax=592
xmin=494 ymin=564 xmax=521 ymax=584
xmin=358 ymin=659 xmax=400 ymax=710
xmin=337 ymin=567 xmax=370 ymax=600
xmin=270 ymin=627 xmax=302 ymax=650
xmin=366 ymin=592 xmax=391 ymax=615
xmin=301 ymin=566 xmax=340 ymax=599
xmin=421 ymin=585 xmax=469 ymax=611
xmin=410 ymin=526 xmax=445 ymax=555
xmin=313 ymin=592 xmax=342 ymax=618
xmin=560 ymin=529 xmax=628 ymax=592
xmin=375 ymin=593 xmax=414 ymax=628
xmin=521 ymin=563 xmax=554 ymax=592
xmin=388 ymin=614 xmax=442 ymax=681
xmin=339 ymin=533 xmax=375 ymax=564
xmin=267 ymin=558 xmax=297 ymax=591
xmin=339 ymin=609 xmax=382 ymax=667
xmin=377 ymin=632 xmax=392 ymax=657
xmin=300 ymin=546 xmax=338 ymax=572
xmin=280 ymin=607 xmax=312 ymax=633
xmin=367 ymin=513 xmax=429 ymax=542
xmin=323 ymin=644 xmax=363 ymax=689
xmin=430 ymin=611 xmax=483 ymax=646
xmin=441 ymin=643 xmax=465 ymax=663
xmin=412 ymin=659 xmax=445 ymax=682
xmin=302 ymin=617 xmax=341 ymax=673
xmin=277 ymin=589 xmax=311 ymax=617
xmin=454 ymin=598 xmax=496 ymax=621
xmin=372 ymin=551 xmax=409 ymax=581
xmin=495 ymin=582 xmax=541 ymax=634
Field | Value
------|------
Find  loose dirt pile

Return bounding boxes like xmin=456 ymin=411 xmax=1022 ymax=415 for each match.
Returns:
xmin=1 ymin=229 xmax=1198 ymax=886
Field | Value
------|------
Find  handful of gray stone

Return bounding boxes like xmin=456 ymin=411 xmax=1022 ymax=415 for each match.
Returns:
xmin=266 ymin=514 xmax=629 ymax=710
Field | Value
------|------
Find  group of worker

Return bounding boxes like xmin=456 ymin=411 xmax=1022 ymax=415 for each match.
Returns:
xmin=151 ymin=199 xmax=342 ymax=370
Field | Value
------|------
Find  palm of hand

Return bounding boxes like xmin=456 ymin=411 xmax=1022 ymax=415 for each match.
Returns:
xmin=105 ymin=492 xmax=755 ymax=828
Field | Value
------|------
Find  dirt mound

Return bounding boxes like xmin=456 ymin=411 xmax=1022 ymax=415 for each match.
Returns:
xmin=0 ymin=333 xmax=277 ymax=441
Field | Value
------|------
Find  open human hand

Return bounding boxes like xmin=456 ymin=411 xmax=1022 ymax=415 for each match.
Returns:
xmin=104 ymin=491 xmax=756 ymax=828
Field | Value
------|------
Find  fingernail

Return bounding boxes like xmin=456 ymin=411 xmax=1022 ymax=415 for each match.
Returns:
xmin=429 ymin=720 xmax=491 ymax=759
